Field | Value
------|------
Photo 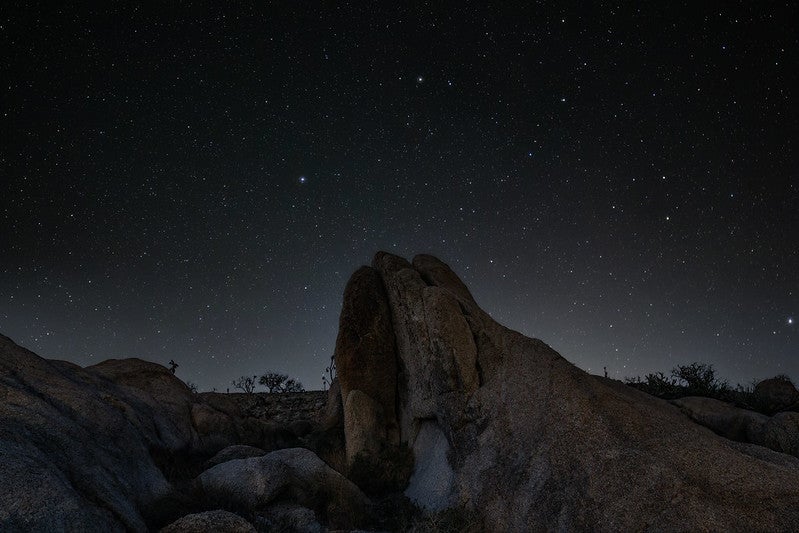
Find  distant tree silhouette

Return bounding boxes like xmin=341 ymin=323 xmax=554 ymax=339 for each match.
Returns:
xmin=168 ymin=360 xmax=179 ymax=374
xmin=259 ymin=371 xmax=305 ymax=393
xmin=232 ymin=375 xmax=257 ymax=394
xmin=283 ymin=378 xmax=304 ymax=392
xmin=259 ymin=372 xmax=288 ymax=392
xmin=185 ymin=381 xmax=198 ymax=393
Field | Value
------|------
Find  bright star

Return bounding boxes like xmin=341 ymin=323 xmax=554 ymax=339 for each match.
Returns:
xmin=789 ymin=317 xmax=794 ymax=325
xmin=299 ymin=176 xmax=307 ymax=184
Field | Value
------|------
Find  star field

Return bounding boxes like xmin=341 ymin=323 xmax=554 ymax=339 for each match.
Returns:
xmin=1 ymin=3 xmax=796 ymax=392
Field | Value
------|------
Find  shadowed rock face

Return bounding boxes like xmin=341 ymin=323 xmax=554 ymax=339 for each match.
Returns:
xmin=754 ymin=377 xmax=799 ymax=414
xmin=0 ymin=336 xmax=174 ymax=531
xmin=0 ymin=335 xmax=328 ymax=531
xmin=334 ymin=252 xmax=799 ymax=531
xmin=334 ymin=265 xmax=399 ymax=463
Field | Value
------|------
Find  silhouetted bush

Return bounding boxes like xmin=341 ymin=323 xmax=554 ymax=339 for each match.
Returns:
xmin=283 ymin=378 xmax=304 ymax=392
xmin=625 ymin=371 xmax=679 ymax=398
xmin=672 ymin=362 xmax=730 ymax=398
xmin=259 ymin=372 xmax=305 ymax=393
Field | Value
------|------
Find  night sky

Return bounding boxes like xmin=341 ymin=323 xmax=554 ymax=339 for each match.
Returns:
xmin=2 ymin=3 xmax=796 ymax=392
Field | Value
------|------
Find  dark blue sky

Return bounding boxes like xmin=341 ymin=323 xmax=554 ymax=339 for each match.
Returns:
xmin=1 ymin=2 xmax=796 ymax=392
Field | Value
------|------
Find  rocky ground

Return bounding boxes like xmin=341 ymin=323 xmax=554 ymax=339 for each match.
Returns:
xmin=2 ymin=252 xmax=799 ymax=532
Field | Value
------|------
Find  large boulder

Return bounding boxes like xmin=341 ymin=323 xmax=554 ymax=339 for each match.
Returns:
xmin=0 ymin=335 xmax=174 ymax=531
xmin=754 ymin=377 xmax=799 ymax=414
xmin=88 ymin=358 xmax=198 ymax=452
xmin=197 ymin=447 xmax=371 ymax=529
xmin=333 ymin=252 xmax=799 ymax=531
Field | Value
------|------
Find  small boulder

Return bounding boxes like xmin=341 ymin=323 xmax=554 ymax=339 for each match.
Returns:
xmin=160 ymin=510 xmax=255 ymax=533
xmin=198 ymin=448 xmax=371 ymax=529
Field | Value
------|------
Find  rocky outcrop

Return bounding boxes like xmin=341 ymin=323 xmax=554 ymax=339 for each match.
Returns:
xmin=334 ymin=252 xmax=799 ymax=531
xmin=0 ymin=335 xmax=174 ymax=531
xmin=675 ymin=396 xmax=799 ymax=458
xmin=0 ymin=333 xmax=330 ymax=531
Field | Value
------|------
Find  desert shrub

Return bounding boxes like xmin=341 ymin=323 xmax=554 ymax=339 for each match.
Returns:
xmin=348 ymin=445 xmax=415 ymax=496
xmin=625 ymin=372 xmax=678 ymax=398
xmin=259 ymin=372 xmax=305 ymax=393
xmin=626 ymin=362 xmax=731 ymax=401
xmin=672 ymin=362 xmax=730 ymax=398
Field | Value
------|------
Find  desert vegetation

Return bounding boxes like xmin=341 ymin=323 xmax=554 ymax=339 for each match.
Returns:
xmin=258 ymin=371 xmax=304 ymax=393
xmin=625 ymin=362 xmax=798 ymax=415
xmin=230 ymin=372 xmax=305 ymax=394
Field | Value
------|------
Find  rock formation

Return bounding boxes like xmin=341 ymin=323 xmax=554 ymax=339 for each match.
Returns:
xmin=334 ymin=252 xmax=799 ymax=530
xmin=3 ymin=252 xmax=799 ymax=531
xmin=0 ymin=334 xmax=330 ymax=531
